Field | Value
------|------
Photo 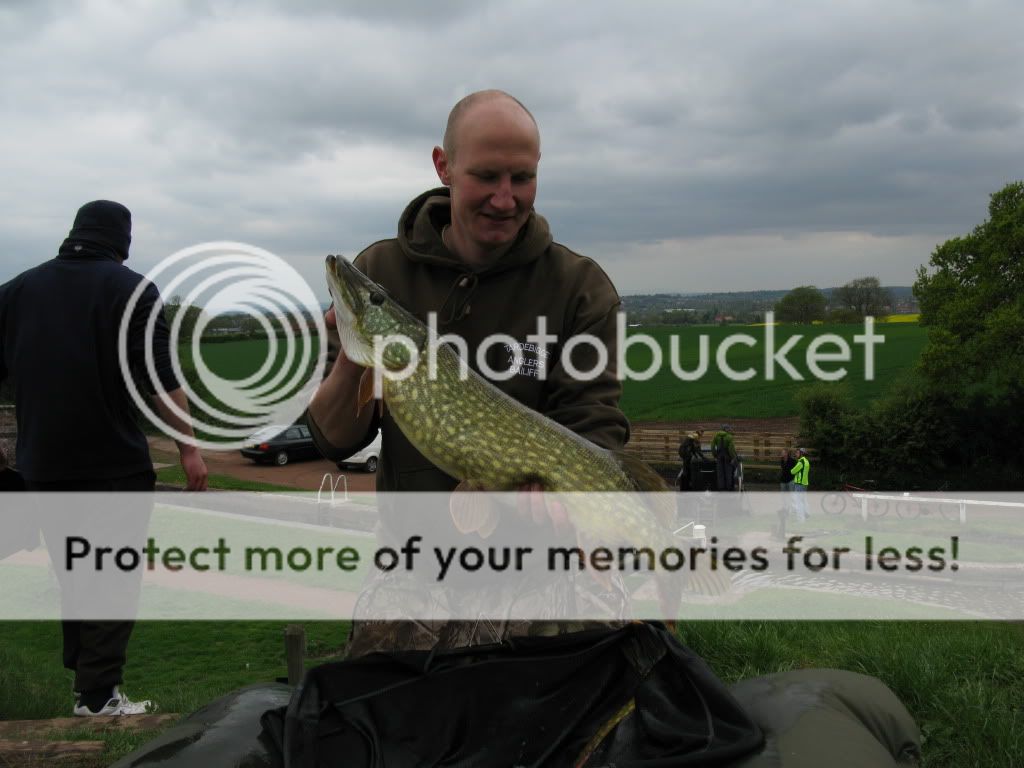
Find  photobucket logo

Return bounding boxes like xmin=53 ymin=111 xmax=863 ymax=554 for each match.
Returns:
xmin=366 ymin=311 xmax=886 ymax=394
xmin=118 ymin=242 xmax=327 ymax=450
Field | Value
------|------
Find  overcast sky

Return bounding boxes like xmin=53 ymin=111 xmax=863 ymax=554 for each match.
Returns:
xmin=2 ymin=0 xmax=1021 ymax=303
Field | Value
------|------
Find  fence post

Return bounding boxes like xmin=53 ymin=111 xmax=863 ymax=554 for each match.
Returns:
xmin=285 ymin=624 xmax=306 ymax=686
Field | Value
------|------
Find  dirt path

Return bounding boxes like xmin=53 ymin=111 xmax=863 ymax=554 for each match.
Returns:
xmin=149 ymin=417 xmax=799 ymax=493
xmin=148 ymin=436 xmax=378 ymax=493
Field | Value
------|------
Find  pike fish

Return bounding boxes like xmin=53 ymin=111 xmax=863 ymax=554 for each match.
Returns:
xmin=325 ymin=254 xmax=726 ymax=615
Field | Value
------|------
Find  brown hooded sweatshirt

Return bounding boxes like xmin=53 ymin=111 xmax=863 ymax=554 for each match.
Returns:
xmin=310 ymin=187 xmax=630 ymax=493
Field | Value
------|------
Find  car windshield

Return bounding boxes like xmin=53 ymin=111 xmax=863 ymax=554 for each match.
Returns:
xmin=248 ymin=426 xmax=288 ymax=443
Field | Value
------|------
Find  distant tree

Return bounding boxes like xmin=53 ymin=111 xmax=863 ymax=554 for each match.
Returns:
xmin=774 ymin=286 xmax=826 ymax=324
xmin=240 ymin=316 xmax=265 ymax=337
xmin=658 ymin=309 xmax=696 ymax=325
xmin=163 ymin=294 xmax=204 ymax=342
xmin=832 ymin=277 xmax=891 ymax=319
xmin=914 ymin=180 xmax=1024 ymax=393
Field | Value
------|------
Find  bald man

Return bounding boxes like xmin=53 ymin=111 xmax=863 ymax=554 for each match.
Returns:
xmin=308 ymin=90 xmax=629 ymax=655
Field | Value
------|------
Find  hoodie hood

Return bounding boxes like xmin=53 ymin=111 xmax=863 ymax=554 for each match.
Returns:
xmin=57 ymin=199 xmax=132 ymax=262
xmin=396 ymin=187 xmax=553 ymax=276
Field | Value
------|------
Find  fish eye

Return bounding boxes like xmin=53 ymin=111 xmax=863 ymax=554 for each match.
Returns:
xmin=369 ymin=290 xmax=386 ymax=306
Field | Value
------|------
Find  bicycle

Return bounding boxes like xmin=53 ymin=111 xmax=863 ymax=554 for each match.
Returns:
xmin=891 ymin=483 xmax=959 ymax=521
xmin=821 ymin=481 xmax=889 ymax=518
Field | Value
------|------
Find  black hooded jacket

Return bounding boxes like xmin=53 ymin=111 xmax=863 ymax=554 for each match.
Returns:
xmin=0 ymin=244 xmax=177 ymax=482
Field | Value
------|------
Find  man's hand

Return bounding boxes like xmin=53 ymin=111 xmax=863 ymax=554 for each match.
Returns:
xmin=517 ymin=481 xmax=571 ymax=537
xmin=151 ymin=388 xmax=207 ymax=491
xmin=307 ymin=305 xmax=373 ymax=448
xmin=322 ymin=305 xmax=364 ymax=377
xmin=179 ymin=444 xmax=208 ymax=491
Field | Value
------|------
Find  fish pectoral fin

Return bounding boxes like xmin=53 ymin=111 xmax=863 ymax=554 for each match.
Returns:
xmin=356 ymin=368 xmax=376 ymax=419
xmin=449 ymin=480 xmax=500 ymax=538
xmin=611 ymin=451 xmax=675 ymax=528
xmin=611 ymin=451 xmax=669 ymax=492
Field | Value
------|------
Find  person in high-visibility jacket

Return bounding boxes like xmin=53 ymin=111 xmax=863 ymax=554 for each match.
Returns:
xmin=790 ymin=448 xmax=810 ymax=521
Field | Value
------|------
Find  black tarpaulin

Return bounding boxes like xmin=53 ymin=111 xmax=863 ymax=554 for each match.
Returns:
xmin=261 ymin=623 xmax=763 ymax=768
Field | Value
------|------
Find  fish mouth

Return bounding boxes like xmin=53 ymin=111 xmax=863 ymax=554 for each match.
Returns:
xmin=325 ymin=254 xmax=376 ymax=366
xmin=325 ymin=254 xmax=366 ymax=324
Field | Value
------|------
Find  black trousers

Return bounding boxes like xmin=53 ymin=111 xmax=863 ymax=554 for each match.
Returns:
xmin=716 ymin=454 xmax=735 ymax=491
xmin=26 ymin=470 xmax=155 ymax=692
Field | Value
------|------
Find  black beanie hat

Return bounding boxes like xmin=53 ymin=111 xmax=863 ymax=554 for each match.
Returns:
xmin=66 ymin=200 xmax=132 ymax=260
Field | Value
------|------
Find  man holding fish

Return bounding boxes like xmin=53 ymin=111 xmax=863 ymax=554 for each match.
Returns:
xmin=308 ymin=90 xmax=640 ymax=655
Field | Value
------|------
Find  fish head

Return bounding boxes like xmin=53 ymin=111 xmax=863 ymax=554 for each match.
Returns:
xmin=325 ymin=254 xmax=426 ymax=369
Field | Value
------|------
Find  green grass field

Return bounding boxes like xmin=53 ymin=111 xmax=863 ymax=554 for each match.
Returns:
xmin=620 ymin=322 xmax=928 ymax=421
xmin=179 ymin=337 xmax=322 ymax=382
xmin=184 ymin=322 xmax=927 ymax=425
xmin=172 ymin=337 xmax=322 ymax=442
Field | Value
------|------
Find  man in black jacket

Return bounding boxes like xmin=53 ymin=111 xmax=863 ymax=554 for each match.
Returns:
xmin=0 ymin=200 xmax=208 ymax=715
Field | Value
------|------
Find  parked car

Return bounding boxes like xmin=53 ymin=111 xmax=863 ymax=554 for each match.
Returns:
xmin=240 ymin=424 xmax=320 ymax=466
xmin=336 ymin=431 xmax=382 ymax=473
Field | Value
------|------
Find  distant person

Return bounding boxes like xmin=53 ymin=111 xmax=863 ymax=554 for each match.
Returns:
xmin=676 ymin=428 xmax=704 ymax=491
xmin=779 ymin=448 xmax=797 ymax=493
xmin=791 ymin=447 xmax=811 ymax=521
xmin=776 ymin=448 xmax=798 ymax=538
xmin=711 ymin=424 xmax=738 ymax=491
xmin=0 ymin=200 xmax=208 ymax=716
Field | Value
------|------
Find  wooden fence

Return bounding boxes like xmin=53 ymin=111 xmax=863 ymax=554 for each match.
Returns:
xmin=0 ymin=405 xmax=14 ymax=466
xmin=624 ymin=427 xmax=798 ymax=469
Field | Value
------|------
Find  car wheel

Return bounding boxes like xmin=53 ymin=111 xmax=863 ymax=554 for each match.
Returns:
xmin=275 ymin=450 xmax=289 ymax=466
xmin=365 ymin=456 xmax=378 ymax=473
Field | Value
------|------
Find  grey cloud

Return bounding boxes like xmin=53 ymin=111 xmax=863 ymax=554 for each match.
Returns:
xmin=2 ymin=0 xmax=1023 ymax=296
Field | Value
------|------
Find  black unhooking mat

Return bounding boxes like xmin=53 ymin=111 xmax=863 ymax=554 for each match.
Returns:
xmin=259 ymin=622 xmax=764 ymax=767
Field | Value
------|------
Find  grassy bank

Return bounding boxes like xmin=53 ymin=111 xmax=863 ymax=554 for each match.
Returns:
xmin=0 ymin=620 xmax=1019 ymax=766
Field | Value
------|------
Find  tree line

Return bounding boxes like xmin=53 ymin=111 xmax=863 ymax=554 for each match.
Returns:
xmin=774 ymin=278 xmax=892 ymax=324
xmin=621 ymin=282 xmax=913 ymax=326
xmin=162 ymin=296 xmax=319 ymax=343
xmin=798 ymin=181 xmax=1024 ymax=490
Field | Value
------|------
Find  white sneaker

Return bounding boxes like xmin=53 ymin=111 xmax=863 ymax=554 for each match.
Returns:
xmin=73 ymin=686 xmax=155 ymax=716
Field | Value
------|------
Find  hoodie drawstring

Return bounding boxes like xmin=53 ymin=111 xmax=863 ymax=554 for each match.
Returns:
xmin=438 ymin=273 xmax=479 ymax=327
